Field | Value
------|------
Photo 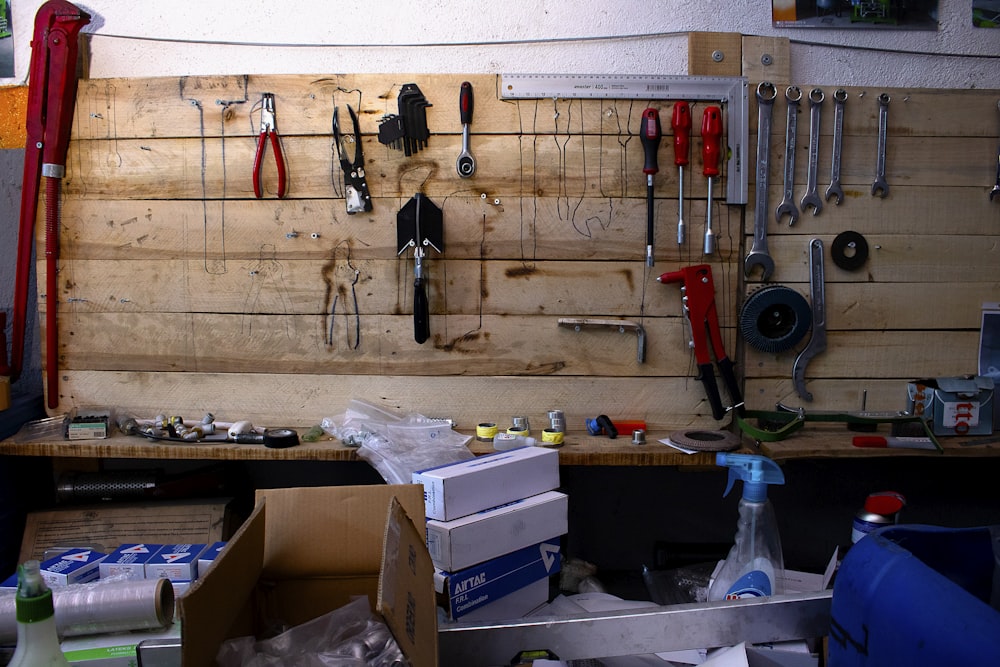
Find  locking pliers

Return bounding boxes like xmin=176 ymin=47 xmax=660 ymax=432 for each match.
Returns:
xmin=333 ymin=105 xmax=372 ymax=214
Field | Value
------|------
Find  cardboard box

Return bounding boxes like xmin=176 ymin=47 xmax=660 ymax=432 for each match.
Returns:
xmin=413 ymin=446 xmax=560 ymax=521
xmin=18 ymin=499 xmax=233 ymax=565
xmin=178 ymin=485 xmax=437 ymax=667
xmin=426 ymin=491 xmax=568 ymax=571
xmin=435 ymin=538 xmax=561 ymax=620
xmin=99 ymin=544 xmax=162 ymax=580
xmin=145 ymin=544 xmax=209 ymax=582
xmin=907 ymin=376 xmax=995 ymax=436
xmin=39 ymin=548 xmax=106 ymax=586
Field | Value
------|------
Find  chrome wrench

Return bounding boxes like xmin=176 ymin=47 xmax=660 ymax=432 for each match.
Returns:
xmin=871 ymin=93 xmax=890 ymax=198
xmin=825 ymin=89 xmax=847 ymax=205
xmin=775 ymin=86 xmax=801 ymax=225
xmin=991 ymin=100 xmax=999 ymax=202
xmin=456 ymin=81 xmax=476 ymax=178
xmin=745 ymin=82 xmax=777 ymax=281
xmin=800 ymin=88 xmax=824 ymax=216
xmin=792 ymin=238 xmax=826 ymax=402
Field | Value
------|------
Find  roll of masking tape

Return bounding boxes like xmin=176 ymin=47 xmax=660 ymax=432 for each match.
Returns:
xmin=476 ymin=422 xmax=499 ymax=441
xmin=541 ymin=428 xmax=564 ymax=445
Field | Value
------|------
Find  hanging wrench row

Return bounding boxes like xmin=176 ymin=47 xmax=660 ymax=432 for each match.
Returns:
xmin=746 ymin=83 xmax=890 ymax=281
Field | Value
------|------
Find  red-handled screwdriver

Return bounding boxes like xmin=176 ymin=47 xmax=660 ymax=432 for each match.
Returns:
xmin=672 ymin=102 xmax=691 ymax=245
xmin=639 ymin=108 xmax=662 ymax=267
xmin=701 ymin=106 xmax=723 ymax=256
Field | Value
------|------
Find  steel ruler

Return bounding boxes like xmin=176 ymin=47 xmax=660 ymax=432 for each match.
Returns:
xmin=500 ymin=74 xmax=749 ymax=205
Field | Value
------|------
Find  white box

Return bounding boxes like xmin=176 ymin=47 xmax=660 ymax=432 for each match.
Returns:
xmin=38 ymin=548 xmax=106 ymax=586
xmin=426 ymin=491 xmax=568 ymax=571
xmin=413 ymin=446 xmax=560 ymax=521
xmin=448 ymin=576 xmax=550 ymax=623
xmin=99 ymin=544 xmax=162 ymax=580
xmin=144 ymin=544 xmax=209 ymax=582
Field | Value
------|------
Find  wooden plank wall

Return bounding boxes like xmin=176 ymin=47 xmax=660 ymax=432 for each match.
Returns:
xmin=37 ymin=72 xmax=1000 ymax=434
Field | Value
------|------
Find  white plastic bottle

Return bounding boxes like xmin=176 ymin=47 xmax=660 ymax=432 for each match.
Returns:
xmin=8 ymin=560 xmax=71 ymax=667
xmin=708 ymin=453 xmax=786 ymax=601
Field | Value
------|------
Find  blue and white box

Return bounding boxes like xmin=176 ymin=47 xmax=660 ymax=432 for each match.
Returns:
xmin=197 ymin=541 xmax=226 ymax=575
xmin=426 ymin=490 xmax=568 ymax=571
xmin=145 ymin=544 xmax=209 ymax=582
xmin=435 ymin=539 xmax=561 ymax=620
xmin=414 ymin=446 xmax=560 ymax=521
xmin=99 ymin=544 xmax=162 ymax=580
xmin=38 ymin=549 xmax=106 ymax=586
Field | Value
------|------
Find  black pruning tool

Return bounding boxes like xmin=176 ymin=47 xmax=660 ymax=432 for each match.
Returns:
xmin=397 ymin=194 xmax=444 ymax=344
xmin=333 ymin=105 xmax=373 ymax=214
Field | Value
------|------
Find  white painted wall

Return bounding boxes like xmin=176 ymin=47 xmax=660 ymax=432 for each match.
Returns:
xmin=4 ymin=0 xmax=999 ymax=88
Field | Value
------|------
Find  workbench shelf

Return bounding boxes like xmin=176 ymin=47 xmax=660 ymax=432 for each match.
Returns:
xmin=3 ymin=425 xmax=997 ymax=465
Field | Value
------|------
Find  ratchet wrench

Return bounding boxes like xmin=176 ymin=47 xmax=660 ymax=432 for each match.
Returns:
xmin=745 ymin=82 xmax=777 ymax=281
xmin=456 ymin=81 xmax=476 ymax=178
xmin=871 ymin=93 xmax=890 ymax=198
xmin=775 ymin=86 xmax=802 ymax=226
xmin=792 ymin=238 xmax=827 ymax=402
xmin=800 ymin=88 xmax=824 ymax=216
xmin=825 ymin=89 xmax=848 ymax=205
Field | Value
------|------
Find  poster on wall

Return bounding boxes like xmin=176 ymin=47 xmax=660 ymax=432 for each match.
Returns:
xmin=0 ymin=0 xmax=13 ymax=78
xmin=772 ymin=0 xmax=940 ymax=29
xmin=974 ymin=0 xmax=1000 ymax=26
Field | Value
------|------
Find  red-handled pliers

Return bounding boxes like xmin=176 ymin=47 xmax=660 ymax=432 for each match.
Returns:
xmin=252 ymin=93 xmax=287 ymax=198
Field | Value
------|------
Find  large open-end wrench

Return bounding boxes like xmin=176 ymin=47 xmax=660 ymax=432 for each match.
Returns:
xmin=871 ymin=93 xmax=890 ymax=198
xmin=775 ymin=86 xmax=801 ymax=226
xmin=745 ymin=82 xmax=777 ymax=281
xmin=800 ymin=88 xmax=824 ymax=216
xmin=792 ymin=238 xmax=827 ymax=402
xmin=825 ymin=89 xmax=847 ymax=205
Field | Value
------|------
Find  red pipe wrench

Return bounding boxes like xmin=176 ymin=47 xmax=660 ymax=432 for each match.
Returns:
xmin=658 ymin=264 xmax=743 ymax=420
xmin=8 ymin=0 xmax=89 ymax=408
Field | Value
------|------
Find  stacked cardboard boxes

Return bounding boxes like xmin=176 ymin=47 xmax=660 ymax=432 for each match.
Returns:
xmin=412 ymin=446 xmax=568 ymax=621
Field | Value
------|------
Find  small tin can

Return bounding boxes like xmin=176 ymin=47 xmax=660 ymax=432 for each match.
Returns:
xmin=851 ymin=491 xmax=906 ymax=544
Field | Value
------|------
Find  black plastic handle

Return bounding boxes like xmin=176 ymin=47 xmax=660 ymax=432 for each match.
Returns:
xmin=459 ymin=81 xmax=474 ymax=125
xmin=413 ymin=278 xmax=430 ymax=344
xmin=717 ymin=356 xmax=744 ymax=416
xmin=698 ymin=362 xmax=725 ymax=420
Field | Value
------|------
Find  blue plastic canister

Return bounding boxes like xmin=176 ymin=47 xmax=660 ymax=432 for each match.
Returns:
xmin=829 ymin=524 xmax=1000 ymax=666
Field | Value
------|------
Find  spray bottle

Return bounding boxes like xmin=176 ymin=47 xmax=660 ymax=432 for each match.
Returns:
xmin=8 ymin=560 xmax=71 ymax=666
xmin=708 ymin=453 xmax=785 ymax=601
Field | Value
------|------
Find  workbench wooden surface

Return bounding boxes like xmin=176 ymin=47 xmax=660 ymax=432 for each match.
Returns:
xmin=3 ymin=425 xmax=998 ymax=465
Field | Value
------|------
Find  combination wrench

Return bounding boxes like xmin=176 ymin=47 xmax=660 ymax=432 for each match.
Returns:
xmin=800 ymin=88 xmax=825 ymax=216
xmin=792 ymin=238 xmax=827 ymax=402
xmin=775 ymin=86 xmax=801 ymax=226
xmin=871 ymin=93 xmax=890 ymax=198
xmin=745 ymin=82 xmax=777 ymax=281
xmin=991 ymin=99 xmax=999 ymax=202
xmin=825 ymin=89 xmax=848 ymax=205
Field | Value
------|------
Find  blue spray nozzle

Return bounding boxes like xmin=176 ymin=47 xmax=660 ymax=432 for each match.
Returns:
xmin=717 ymin=452 xmax=785 ymax=502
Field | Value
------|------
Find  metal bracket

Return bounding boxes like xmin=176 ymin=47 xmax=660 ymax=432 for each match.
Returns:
xmin=439 ymin=590 xmax=832 ymax=665
xmin=557 ymin=318 xmax=646 ymax=364
xmin=500 ymin=73 xmax=749 ymax=205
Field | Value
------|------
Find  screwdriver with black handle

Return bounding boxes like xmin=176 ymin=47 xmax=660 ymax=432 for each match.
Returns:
xmin=640 ymin=108 xmax=662 ymax=266
xmin=701 ymin=106 xmax=723 ymax=256
xmin=672 ymin=102 xmax=691 ymax=245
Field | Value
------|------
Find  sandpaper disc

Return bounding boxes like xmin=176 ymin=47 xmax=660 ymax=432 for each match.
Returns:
xmin=667 ymin=429 xmax=741 ymax=452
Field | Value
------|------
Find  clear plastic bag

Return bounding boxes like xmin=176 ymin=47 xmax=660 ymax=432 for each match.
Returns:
xmin=322 ymin=400 xmax=474 ymax=484
xmin=215 ymin=596 xmax=407 ymax=667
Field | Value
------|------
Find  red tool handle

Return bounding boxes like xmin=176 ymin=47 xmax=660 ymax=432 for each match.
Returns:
xmin=672 ymin=102 xmax=691 ymax=167
xmin=639 ymin=108 xmax=662 ymax=176
xmin=701 ymin=106 xmax=722 ymax=178
xmin=459 ymin=81 xmax=474 ymax=125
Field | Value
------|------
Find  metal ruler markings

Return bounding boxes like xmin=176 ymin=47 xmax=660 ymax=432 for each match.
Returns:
xmin=501 ymin=74 xmax=749 ymax=205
